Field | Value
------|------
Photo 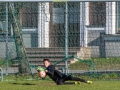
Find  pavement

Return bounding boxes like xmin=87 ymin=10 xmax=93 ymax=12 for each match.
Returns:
xmin=0 ymin=67 xmax=37 ymax=75
xmin=1 ymin=67 xmax=120 ymax=75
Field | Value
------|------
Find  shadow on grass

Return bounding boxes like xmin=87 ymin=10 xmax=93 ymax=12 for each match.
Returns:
xmin=12 ymin=82 xmax=56 ymax=86
xmin=12 ymin=82 xmax=36 ymax=85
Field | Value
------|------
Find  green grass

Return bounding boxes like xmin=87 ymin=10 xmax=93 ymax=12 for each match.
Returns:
xmin=0 ymin=59 xmax=15 ymax=68
xmin=0 ymin=57 xmax=120 ymax=90
xmin=0 ymin=79 xmax=120 ymax=90
xmin=0 ymin=74 xmax=119 ymax=90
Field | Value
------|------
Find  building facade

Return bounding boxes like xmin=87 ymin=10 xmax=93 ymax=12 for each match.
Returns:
xmin=0 ymin=2 xmax=120 ymax=59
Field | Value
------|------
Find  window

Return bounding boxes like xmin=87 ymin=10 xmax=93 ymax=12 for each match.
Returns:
xmin=53 ymin=2 xmax=80 ymax=24
xmin=52 ymin=2 xmax=80 ymax=47
xmin=117 ymin=2 xmax=120 ymax=33
xmin=20 ymin=3 xmax=38 ymax=28
xmin=89 ymin=2 xmax=106 ymax=27
xmin=68 ymin=2 xmax=80 ymax=23
xmin=53 ymin=2 xmax=65 ymax=24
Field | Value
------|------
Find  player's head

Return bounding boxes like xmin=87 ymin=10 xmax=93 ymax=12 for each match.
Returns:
xmin=43 ymin=59 xmax=50 ymax=67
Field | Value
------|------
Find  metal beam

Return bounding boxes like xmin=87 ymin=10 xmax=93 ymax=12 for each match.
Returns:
xmin=0 ymin=0 xmax=119 ymax=2
xmin=65 ymin=2 xmax=68 ymax=74
xmin=5 ymin=2 xmax=8 ymax=76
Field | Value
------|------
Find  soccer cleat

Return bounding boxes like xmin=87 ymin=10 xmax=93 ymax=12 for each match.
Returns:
xmin=75 ymin=81 xmax=78 ymax=85
xmin=77 ymin=81 xmax=81 ymax=84
xmin=86 ymin=80 xmax=92 ymax=84
xmin=75 ymin=81 xmax=81 ymax=85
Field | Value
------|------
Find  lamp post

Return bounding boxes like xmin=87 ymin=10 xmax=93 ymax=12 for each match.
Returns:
xmin=5 ymin=2 xmax=8 ymax=76
xmin=65 ymin=2 xmax=69 ymax=74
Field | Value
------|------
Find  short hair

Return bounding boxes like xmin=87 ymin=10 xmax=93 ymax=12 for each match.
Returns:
xmin=43 ymin=58 xmax=50 ymax=62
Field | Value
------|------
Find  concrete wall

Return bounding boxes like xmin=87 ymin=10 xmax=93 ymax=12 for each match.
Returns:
xmin=22 ymin=30 xmax=38 ymax=48
xmin=87 ymin=30 xmax=105 ymax=58
xmin=0 ymin=31 xmax=38 ymax=59
xmin=103 ymin=34 xmax=120 ymax=58
xmin=22 ymin=34 xmax=31 ymax=48
xmin=1 ymin=29 xmax=120 ymax=59
xmin=0 ymin=36 xmax=16 ymax=59
xmin=87 ymin=29 xmax=120 ymax=58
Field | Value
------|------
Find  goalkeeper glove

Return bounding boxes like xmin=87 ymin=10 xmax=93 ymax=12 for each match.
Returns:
xmin=37 ymin=66 xmax=44 ymax=72
xmin=45 ymin=70 xmax=48 ymax=72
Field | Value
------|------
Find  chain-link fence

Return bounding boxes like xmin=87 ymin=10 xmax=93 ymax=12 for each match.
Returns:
xmin=0 ymin=2 xmax=120 ymax=79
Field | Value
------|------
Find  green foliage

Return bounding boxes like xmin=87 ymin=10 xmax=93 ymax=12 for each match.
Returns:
xmin=92 ymin=57 xmax=120 ymax=70
xmin=0 ymin=59 xmax=14 ymax=68
xmin=99 ymin=74 xmax=110 ymax=80
xmin=91 ymin=73 xmax=119 ymax=80
xmin=68 ymin=57 xmax=120 ymax=70
xmin=3 ymin=73 xmax=51 ymax=82
xmin=68 ymin=61 xmax=90 ymax=70
xmin=110 ymin=73 xmax=118 ymax=79
xmin=3 ymin=74 xmax=32 ymax=81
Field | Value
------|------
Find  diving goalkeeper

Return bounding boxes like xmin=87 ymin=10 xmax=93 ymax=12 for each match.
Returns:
xmin=37 ymin=58 xmax=92 ymax=85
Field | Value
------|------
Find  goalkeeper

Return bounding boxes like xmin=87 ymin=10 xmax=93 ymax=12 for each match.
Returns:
xmin=37 ymin=58 xmax=92 ymax=85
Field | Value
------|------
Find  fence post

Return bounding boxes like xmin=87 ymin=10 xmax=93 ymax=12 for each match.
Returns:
xmin=65 ymin=1 xmax=69 ymax=74
xmin=0 ymin=68 xmax=3 ymax=81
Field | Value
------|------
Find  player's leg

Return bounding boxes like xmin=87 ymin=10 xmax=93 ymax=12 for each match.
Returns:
xmin=64 ymin=75 xmax=92 ymax=84
xmin=71 ymin=77 xmax=86 ymax=82
xmin=56 ymin=79 xmax=77 ymax=85
xmin=71 ymin=77 xmax=92 ymax=84
xmin=55 ymin=79 xmax=65 ymax=85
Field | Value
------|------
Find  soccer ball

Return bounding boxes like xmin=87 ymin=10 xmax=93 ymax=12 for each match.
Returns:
xmin=38 ymin=71 xmax=46 ymax=78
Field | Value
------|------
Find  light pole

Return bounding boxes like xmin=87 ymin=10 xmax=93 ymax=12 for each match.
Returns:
xmin=65 ymin=2 xmax=69 ymax=74
xmin=5 ymin=2 xmax=9 ymax=76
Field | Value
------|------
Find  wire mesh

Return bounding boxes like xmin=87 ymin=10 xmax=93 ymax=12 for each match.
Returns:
xmin=0 ymin=2 xmax=119 ymax=79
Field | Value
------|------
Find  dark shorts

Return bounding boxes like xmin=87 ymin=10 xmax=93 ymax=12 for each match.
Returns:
xmin=55 ymin=75 xmax=72 ymax=85
xmin=56 ymin=79 xmax=65 ymax=85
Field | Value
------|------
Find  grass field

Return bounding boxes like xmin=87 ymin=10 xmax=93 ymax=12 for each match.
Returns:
xmin=0 ymin=79 xmax=120 ymax=90
xmin=0 ymin=57 xmax=120 ymax=90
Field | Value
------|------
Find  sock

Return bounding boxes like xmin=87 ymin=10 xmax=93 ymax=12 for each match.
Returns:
xmin=71 ymin=77 xmax=86 ymax=83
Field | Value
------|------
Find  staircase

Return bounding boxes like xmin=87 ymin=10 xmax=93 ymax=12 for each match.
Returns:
xmin=10 ymin=3 xmax=32 ymax=74
xmin=26 ymin=47 xmax=80 ymax=69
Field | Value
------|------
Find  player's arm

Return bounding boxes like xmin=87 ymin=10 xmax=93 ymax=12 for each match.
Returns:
xmin=46 ymin=65 xmax=55 ymax=76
